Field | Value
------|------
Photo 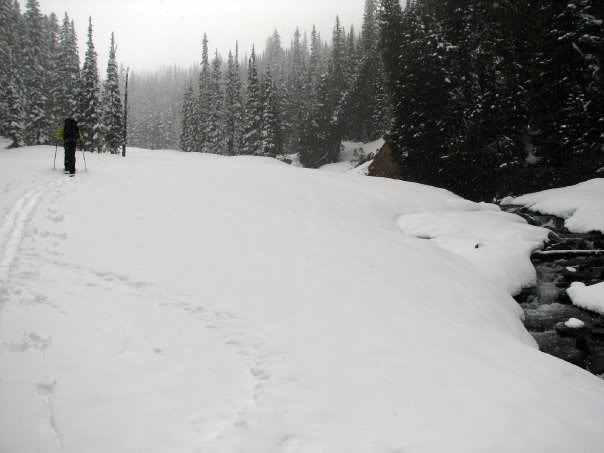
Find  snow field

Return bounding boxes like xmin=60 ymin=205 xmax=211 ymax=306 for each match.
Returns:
xmin=0 ymin=146 xmax=604 ymax=453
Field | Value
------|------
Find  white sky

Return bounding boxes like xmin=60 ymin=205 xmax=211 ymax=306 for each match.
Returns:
xmin=38 ymin=0 xmax=365 ymax=72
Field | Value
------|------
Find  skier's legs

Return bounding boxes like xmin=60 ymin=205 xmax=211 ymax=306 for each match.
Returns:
xmin=66 ymin=143 xmax=77 ymax=174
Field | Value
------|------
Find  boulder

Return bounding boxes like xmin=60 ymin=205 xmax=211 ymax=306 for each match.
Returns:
xmin=368 ymin=142 xmax=403 ymax=180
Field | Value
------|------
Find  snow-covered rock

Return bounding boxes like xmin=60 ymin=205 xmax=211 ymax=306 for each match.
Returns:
xmin=565 ymin=318 xmax=586 ymax=329
xmin=1 ymin=146 xmax=603 ymax=453
xmin=506 ymin=179 xmax=604 ymax=234
xmin=568 ymin=282 xmax=604 ymax=316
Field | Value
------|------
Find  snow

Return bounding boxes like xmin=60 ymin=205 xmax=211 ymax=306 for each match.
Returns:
xmin=319 ymin=138 xmax=384 ymax=174
xmin=397 ymin=209 xmax=551 ymax=296
xmin=505 ymin=179 xmax=604 ymax=233
xmin=565 ymin=318 xmax=586 ymax=329
xmin=1 ymin=146 xmax=604 ymax=453
xmin=568 ymin=282 xmax=604 ymax=316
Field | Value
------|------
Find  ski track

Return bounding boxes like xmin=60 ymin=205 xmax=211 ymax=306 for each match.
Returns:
xmin=0 ymin=178 xmax=64 ymax=282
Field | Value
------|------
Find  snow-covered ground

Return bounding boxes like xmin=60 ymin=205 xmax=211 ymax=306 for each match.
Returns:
xmin=503 ymin=179 xmax=604 ymax=234
xmin=1 ymin=145 xmax=604 ymax=453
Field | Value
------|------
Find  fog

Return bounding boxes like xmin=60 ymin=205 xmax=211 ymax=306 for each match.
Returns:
xmin=39 ymin=0 xmax=365 ymax=72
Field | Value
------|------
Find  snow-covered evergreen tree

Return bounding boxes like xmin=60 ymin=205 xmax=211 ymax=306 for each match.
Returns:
xmin=299 ymin=66 xmax=341 ymax=167
xmin=180 ymin=80 xmax=196 ymax=152
xmin=224 ymin=44 xmax=243 ymax=155
xmin=261 ymin=68 xmax=283 ymax=157
xmin=285 ymin=27 xmax=307 ymax=154
xmin=308 ymin=25 xmax=322 ymax=96
xmin=206 ymin=50 xmax=224 ymax=154
xmin=44 ymin=12 xmax=61 ymax=141
xmin=79 ymin=17 xmax=102 ymax=152
xmin=338 ymin=0 xmax=389 ymax=142
xmin=102 ymin=32 xmax=123 ymax=154
xmin=0 ymin=0 xmax=25 ymax=147
xmin=57 ymin=14 xmax=80 ymax=122
xmin=241 ymin=47 xmax=263 ymax=155
xmin=195 ymin=33 xmax=211 ymax=152
xmin=22 ymin=0 xmax=47 ymax=144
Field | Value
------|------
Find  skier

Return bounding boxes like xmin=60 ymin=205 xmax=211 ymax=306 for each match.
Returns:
xmin=57 ymin=118 xmax=80 ymax=176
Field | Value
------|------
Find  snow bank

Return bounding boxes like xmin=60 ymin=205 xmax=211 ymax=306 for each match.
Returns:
xmin=397 ymin=210 xmax=551 ymax=296
xmin=505 ymin=179 xmax=604 ymax=233
xmin=1 ymin=146 xmax=603 ymax=453
xmin=568 ymin=282 xmax=604 ymax=316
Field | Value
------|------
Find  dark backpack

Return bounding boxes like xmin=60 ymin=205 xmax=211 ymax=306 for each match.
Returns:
xmin=64 ymin=118 xmax=79 ymax=144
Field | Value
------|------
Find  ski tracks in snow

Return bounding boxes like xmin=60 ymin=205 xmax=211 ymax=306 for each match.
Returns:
xmin=0 ymin=178 xmax=65 ymax=282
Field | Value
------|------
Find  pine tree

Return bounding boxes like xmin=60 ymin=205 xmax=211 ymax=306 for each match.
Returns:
xmin=534 ymin=0 xmax=604 ymax=168
xmin=264 ymin=29 xmax=285 ymax=74
xmin=241 ymin=46 xmax=263 ymax=155
xmin=22 ymin=0 xmax=47 ymax=144
xmin=79 ymin=16 xmax=102 ymax=152
xmin=206 ymin=50 xmax=224 ymax=154
xmin=180 ymin=80 xmax=196 ymax=152
xmin=44 ymin=12 xmax=61 ymax=141
xmin=57 ymin=14 xmax=80 ymax=121
xmin=339 ymin=0 xmax=389 ymax=142
xmin=362 ymin=0 xmax=378 ymax=54
xmin=261 ymin=68 xmax=283 ymax=157
xmin=195 ymin=33 xmax=211 ymax=152
xmin=299 ymin=66 xmax=341 ymax=167
xmin=308 ymin=25 xmax=322 ymax=97
xmin=285 ymin=27 xmax=307 ymax=154
xmin=224 ymin=44 xmax=243 ymax=155
xmin=102 ymin=32 xmax=123 ymax=154
xmin=330 ymin=16 xmax=348 ymax=101
xmin=0 ymin=0 xmax=25 ymax=147
xmin=0 ymin=0 xmax=13 ymax=138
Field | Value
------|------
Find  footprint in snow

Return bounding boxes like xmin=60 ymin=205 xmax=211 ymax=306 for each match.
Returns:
xmin=36 ymin=380 xmax=56 ymax=396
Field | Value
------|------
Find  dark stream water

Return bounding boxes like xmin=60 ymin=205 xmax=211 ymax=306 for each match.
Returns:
xmin=502 ymin=206 xmax=604 ymax=377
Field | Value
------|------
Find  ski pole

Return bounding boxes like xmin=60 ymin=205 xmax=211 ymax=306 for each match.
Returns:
xmin=53 ymin=144 xmax=57 ymax=170
xmin=82 ymin=148 xmax=88 ymax=171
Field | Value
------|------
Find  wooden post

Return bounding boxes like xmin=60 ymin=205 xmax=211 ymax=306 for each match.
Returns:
xmin=122 ymin=67 xmax=129 ymax=157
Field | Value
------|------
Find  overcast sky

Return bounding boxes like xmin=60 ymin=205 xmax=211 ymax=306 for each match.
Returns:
xmin=38 ymin=0 xmax=366 ymax=73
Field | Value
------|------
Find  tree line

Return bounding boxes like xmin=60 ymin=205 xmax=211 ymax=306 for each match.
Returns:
xmin=176 ymin=0 xmax=602 ymax=197
xmin=179 ymin=0 xmax=388 ymax=167
xmin=0 ymin=0 xmax=126 ymax=153
xmin=2 ymin=0 xmax=601 ymax=200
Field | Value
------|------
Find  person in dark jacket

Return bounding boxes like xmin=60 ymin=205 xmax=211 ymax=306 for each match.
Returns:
xmin=59 ymin=118 xmax=80 ymax=176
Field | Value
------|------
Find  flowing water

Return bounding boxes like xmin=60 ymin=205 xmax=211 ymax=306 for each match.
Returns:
xmin=504 ymin=207 xmax=604 ymax=377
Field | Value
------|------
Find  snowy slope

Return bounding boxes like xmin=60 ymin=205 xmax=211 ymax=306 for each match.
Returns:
xmin=1 ymin=146 xmax=604 ymax=453
xmin=504 ymin=179 xmax=604 ymax=233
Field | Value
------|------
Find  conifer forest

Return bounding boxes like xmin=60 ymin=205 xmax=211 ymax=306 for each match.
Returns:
xmin=1 ymin=0 xmax=602 ymax=199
